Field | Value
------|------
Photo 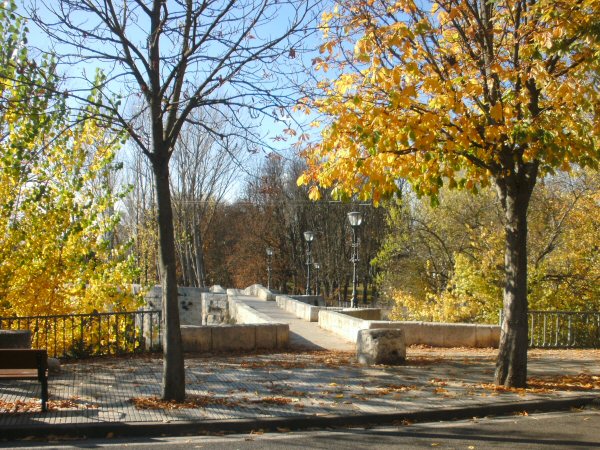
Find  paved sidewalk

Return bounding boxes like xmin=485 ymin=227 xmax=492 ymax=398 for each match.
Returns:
xmin=1 ymin=348 xmax=598 ymax=439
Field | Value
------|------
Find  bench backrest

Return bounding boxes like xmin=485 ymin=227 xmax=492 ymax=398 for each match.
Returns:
xmin=0 ymin=349 xmax=48 ymax=370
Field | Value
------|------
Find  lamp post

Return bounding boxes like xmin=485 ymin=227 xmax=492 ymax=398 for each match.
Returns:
xmin=303 ymin=230 xmax=314 ymax=295
xmin=266 ymin=247 xmax=274 ymax=290
xmin=347 ymin=211 xmax=363 ymax=308
xmin=313 ymin=262 xmax=320 ymax=296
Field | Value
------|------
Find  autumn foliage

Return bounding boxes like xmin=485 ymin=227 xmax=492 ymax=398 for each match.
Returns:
xmin=299 ymin=0 xmax=600 ymax=387
xmin=0 ymin=2 xmax=138 ymax=319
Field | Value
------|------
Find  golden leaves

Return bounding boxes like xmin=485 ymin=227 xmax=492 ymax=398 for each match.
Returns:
xmin=490 ymin=102 xmax=503 ymax=122
xmin=299 ymin=0 xmax=600 ymax=206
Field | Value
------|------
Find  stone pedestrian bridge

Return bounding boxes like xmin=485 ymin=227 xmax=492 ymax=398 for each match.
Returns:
xmin=142 ymin=284 xmax=500 ymax=357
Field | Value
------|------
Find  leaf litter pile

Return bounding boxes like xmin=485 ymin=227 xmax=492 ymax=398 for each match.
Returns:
xmin=0 ymin=397 xmax=98 ymax=414
xmin=131 ymin=395 xmax=295 ymax=410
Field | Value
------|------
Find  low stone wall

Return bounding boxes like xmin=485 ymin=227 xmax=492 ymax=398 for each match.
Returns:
xmin=339 ymin=308 xmax=382 ymax=321
xmin=229 ymin=296 xmax=274 ymax=324
xmin=290 ymin=295 xmax=326 ymax=307
xmin=317 ymin=309 xmax=500 ymax=348
xmin=375 ymin=321 xmax=500 ymax=348
xmin=181 ymin=324 xmax=288 ymax=352
xmin=276 ymin=295 xmax=320 ymax=322
xmin=318 ymin=309 xmax=364 ymax=342
xmin=243 ymin=284 xmax=274 ymax=301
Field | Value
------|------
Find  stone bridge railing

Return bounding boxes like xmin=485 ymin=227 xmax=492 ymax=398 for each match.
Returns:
xmin=140 ymin=284 xmax=289 ymax=352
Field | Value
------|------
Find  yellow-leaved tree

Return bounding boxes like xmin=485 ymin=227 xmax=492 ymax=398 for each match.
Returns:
xmin=377 ymin=170 xmax=599 ymax=324
xmin=0 ymin=1 xmax=138 ymax=320
xmin=300 ymin=0 xmax=600 ymax=387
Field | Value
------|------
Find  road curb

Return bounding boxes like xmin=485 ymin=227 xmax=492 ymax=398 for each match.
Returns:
xmin=1 ymin=395 xmax=598 ymax=441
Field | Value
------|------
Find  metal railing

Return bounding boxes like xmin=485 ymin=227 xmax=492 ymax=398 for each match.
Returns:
xmin=0 ymin=310 xmax=162 ymax=358
xmin=500 ymin=310 xmax=600 ymax=348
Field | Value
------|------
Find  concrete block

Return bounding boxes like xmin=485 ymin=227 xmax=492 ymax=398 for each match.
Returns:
xmin=212 ymin=325 xmax=256 ymax=351
xmin=144 ymin=285 xmax=205 ymax=325
xmin=275 ymin=324 xmax=289 ymax=349
xmin=442 ymin=323 xmax=477 ymax=347
xmin=256 ymin=324 xmax=277 ymax=349
xmin=357 ymin=329 xmax=406 ymax=365
xmin=181 ymin=325 xmax=212 ymax=352
xmin=476 ymin=325 xmax=501 ymax=348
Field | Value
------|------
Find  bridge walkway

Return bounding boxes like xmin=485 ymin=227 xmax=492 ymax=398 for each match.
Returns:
xmin=237 ymin=296 xmax=355 ymax=352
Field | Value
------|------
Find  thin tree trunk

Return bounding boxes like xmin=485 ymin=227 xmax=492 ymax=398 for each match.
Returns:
xmin=152 ymin=157 xmax=185 ymax=401
xmin=193 ymin=223 xmax=206 ymax=287
xmin=494 ymin=162 xmax=538 ymax=388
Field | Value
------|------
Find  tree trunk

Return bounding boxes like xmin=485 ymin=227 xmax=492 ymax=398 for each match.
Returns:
xmin=494 ymin=162 xmax=538 ymax=388
xmin=152 ymin=157 xmax=186 ymax=401
xmin=193 ymin=222 xmax=206 ymax=287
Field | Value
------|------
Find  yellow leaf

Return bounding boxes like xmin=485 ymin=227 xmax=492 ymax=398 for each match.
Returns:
xmin=490 ymin=102 xmax=503 ymax=121
xmin=308 ymin=185 xmax=322 ymax=201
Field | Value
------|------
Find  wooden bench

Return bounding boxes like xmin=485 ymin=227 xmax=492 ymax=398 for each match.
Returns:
xmin=0 ymin=349 xmax=49 ymax=411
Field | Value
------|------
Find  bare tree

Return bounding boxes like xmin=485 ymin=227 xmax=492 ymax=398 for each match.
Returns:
xmin=170 ymin=111 xmax=244 ymax=287
xmin=28 ymin=0 xmax=319 ymax=401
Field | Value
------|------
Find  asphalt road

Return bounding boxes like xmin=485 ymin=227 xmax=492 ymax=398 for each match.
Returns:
xmin=3 ymin=408 xmax=600 ymax=449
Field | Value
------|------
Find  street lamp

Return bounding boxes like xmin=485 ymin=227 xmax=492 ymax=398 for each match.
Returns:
xmin=313 ymin=262 xmax=321 ymax=296
xmin=347 ymin=211 xmax=363 ymax=308
xmin=266 ymin=247 xmax=274 ymax=290
xmin=303 ymin=230 xmax=314 ymax=295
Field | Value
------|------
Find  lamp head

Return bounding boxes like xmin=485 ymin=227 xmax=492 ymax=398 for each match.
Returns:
xmin=347 ymin=211 xmax=363 ymax=227
xmin=266 ymin=247 xmax=274 ymax=257
xmin=303 ymin=230 xmax=315 ymax=242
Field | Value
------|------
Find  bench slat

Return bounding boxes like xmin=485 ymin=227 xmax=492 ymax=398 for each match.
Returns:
xmin=0 ymin=369 xmax=38 ymax=379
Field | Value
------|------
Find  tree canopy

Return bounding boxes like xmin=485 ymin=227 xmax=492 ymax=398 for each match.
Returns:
xmin=299 ymin=0 xmax=600 ymax=387
xmin=0 ymin=1 xmax=137 ymax=318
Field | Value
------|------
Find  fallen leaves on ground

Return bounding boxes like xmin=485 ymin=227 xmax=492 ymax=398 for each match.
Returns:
xmin=130 ymin=395 xmax=238 ymax=409
xmin=130 ymin=394 xmax=294 ymax=410
xmin=0 ymin=398 xmax=98 ymax=413
xmin=478 ymin=373 xmax=600 ymax=394
xmin=237 ymin=351 xmax=355 ymax=370
xmin=375 ymin=384 xmax=419 ymax=395
xmin=527 ymin=374 xmax=600 ymax=391
xmin=247 ymin=396 xmax=292 ymax=405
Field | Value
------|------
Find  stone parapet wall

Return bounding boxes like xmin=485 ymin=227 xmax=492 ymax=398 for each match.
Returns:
xmin=318 ymin=310 xmax=363 ymax=342
xmin=339 ymin=308 xmax=382 ymax=321
xmin=317 ymin=309 xmax=500 ymax=348
xmin=181 ymin=324 xmax=288 ymax=352
xmin=289 ymin=295 xmax=326 ymax=307
xmin=370 ymin=321 xmax=500 ymax=348
xmin=242 ymin=284 xmax=274 ymax=301
xmin=276 ymin=295 xmax=320 ymax=322
xmin=228 ymin=296 xmax=273 ymax=324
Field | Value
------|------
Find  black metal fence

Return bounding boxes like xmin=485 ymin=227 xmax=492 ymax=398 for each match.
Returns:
xmin=500 ymin=310 xmax=600 ymax=348
xmin=0 ymin=310 xmax=162 ymax=358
